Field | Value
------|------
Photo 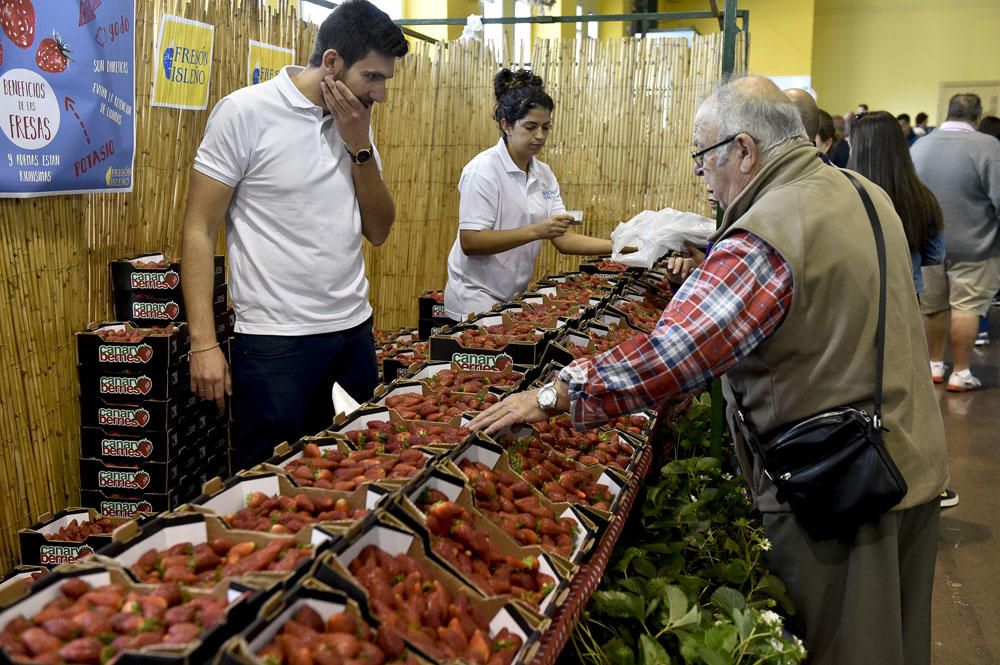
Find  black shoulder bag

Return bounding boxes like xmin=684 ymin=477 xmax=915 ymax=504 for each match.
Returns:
xmin=735 ymin=171 xmax=907 ymax=540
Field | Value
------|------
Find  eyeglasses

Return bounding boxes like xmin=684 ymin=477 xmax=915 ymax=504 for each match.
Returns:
xmin=691 ymin=135 xmax=738 ymax=167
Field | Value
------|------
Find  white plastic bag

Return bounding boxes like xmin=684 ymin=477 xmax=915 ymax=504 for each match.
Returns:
xmin=611 ymin=207 xmax=715 ymax=268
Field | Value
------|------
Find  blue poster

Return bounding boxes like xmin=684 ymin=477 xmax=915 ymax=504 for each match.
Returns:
xmin=0 ymin=0 xmax=135 ymax=197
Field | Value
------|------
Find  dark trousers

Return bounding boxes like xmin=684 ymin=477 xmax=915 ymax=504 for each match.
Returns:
xmin=763 ymin=499 xmax=940 ymax=665
xmin=230 ymin=318 xmax=378 ymax=470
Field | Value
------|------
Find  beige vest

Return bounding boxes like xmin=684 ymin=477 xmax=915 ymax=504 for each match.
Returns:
xmin=715 ymin=142 xmax=948 ymax=512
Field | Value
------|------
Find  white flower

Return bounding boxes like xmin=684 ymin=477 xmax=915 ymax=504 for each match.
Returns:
xmin=723 ymin=472 xmax=734 ymax=480
xmin=760 ymin=610 xmax=782 ymax=627
xmin=759 ymin=538 xmax=772 ymax=551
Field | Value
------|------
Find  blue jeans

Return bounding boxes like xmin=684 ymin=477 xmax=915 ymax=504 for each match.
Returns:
xmin=231 ymin=318 xmax=377 ymax=469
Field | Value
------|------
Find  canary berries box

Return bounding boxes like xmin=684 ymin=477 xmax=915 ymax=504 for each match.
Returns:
xmin=18 ymin=508 xmax=140 ymax=568
xmin=109 ymin=253 xmax=225 ymax=293
xmin=114 ymin=282 xmax=227 ymax=327
xmin=76 ymin=322 xmax=188 ymax=375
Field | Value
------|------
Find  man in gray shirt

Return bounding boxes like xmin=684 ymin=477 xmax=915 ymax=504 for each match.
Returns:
xmin=911 ymin=93 xmax=1000 ymax=392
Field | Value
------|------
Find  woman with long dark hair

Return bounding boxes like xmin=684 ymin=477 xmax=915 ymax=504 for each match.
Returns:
xmin=443 ymin=68 xmax=616 ymax=321
xmin=848 ymin=110 xmax=955 ymax=507
xmin=848 ymin=111 xmax=944 ymax=295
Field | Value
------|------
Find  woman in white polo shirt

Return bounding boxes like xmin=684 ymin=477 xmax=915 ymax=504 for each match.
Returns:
xmin=443 ymin=69 xmax=616 ymax=321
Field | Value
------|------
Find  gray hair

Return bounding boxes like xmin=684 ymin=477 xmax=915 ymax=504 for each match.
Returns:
xmin=947 ymin=93 xmax=982 ymax=122
xmin=704 ymin=76 xmax=808 ymax=164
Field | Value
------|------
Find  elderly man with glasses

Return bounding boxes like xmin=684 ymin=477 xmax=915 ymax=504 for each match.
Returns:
xmin=471 ymin=75 xmax=947 ymax=665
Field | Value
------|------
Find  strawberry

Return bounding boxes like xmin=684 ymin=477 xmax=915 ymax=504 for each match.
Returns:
xmin=0 ymin=0 xmax=35 ymax=48
xmin=137 ymin=344 xmax=153 ymax=362
xmin=133 ymin=409 xmax=150 ymax=427
xmin=137 ymin=439 xmax=153 ymax=457
xmin=164 ymin=302 xmax=180 ymax=319
xmin=164 ymin=271 xmax=179 ymax=288
xmin=35 ymin=32 xmax=71 ymax=73
xmin=136 ymin=501 xmax=153 ymax=513
xmin=134 ymin=470 xmax=150 ymax=489
xmin=136 ymin=376 xmax=152 ymax=395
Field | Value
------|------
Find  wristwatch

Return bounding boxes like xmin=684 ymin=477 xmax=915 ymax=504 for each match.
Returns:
xmin=537 ymin=380 xmax=560 ymax=413
xmin=346 ymin=145 xmax=373 ymax=165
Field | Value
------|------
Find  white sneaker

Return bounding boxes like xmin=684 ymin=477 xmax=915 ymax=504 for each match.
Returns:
xmin=947 ymin=369 xmax=982 ymax=393
xmin=930 ymin=361 xmax=947 ymax=384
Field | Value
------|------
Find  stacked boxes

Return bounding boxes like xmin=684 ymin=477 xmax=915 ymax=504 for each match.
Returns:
xmin=418 ymin=289 xmax=453 ymax=340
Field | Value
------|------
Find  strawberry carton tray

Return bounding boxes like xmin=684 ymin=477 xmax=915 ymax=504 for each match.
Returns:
xmin=429 ymin=320 xmax=550 ymax=369
xmin=82 ymin=427 xmax=183 ymax=465
xmin=511 ymin=291 xmax=606 ymax=319
xmin=109 ymin=253 xmax=225 ymax=294
xmin=368 ymin=381 xmax=503 ymax=422
xmin=400 ymin=360 xmax=527 ymax=393
xmin=450 ymin=436 xmax=624 ymax=522
xmin=219 ymin=580 xmax=431 ymax=665
xmin=0 ymin=567 xmax=48 ymax=609
xmin=315 ymin=519 xmax=543 ymax=665
xmin=381 ymin=342 xmax=430 ymax=383
xmin=511 ymin=419 xmax=644 ymax=477
xmin=418 ymin=317 xmax=452 ymax=343
xmin=578 ymin=256 xmax=637 ymax=276
xmin=80 ymin=456 xmax=188 ymax=496
xmin=481 ymin=305 xmax=574 ymax=332
xmin=181 ymin=473 xmax=375 ymax=540
xmin=0 ymin=564 xmax=262 ymax=665
xmin=95 ymin=512 xmax=335 ymax=594
xmin=18 ymin=508 xmax=142 ymax=568
xmin=78 ymin=361 xmax=189 ymax=404
xmin=402 ymin=465 xmax=596 ymax=567
xmin=77 ymin=322 xmax=188 ymax=373
xmin=256 ymin=434 xmax=431 ymax=492
xmin=417 ymin=289 xmax=447 ymax=320
xmin=326 ymin=407 xmax=474 ymax=455
xmin=538 ymin=323 xmax=613 ymax=368
xmin=383 ymin=498 xmax=571 ymax=618
xmin=81 ymin=483 xmax=194 ymax=517
xmin=112 ymin=281 xmax=226 ymax=327
xmin=79 ymin=394 xmax=182 ymax=433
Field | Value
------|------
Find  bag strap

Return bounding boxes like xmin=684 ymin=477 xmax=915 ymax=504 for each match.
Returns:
xmin=841 ymin=171 xmax=887 ymax=428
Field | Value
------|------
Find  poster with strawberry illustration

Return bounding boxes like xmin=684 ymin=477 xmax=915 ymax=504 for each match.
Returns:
xmin=0 ymin=0 xmax=135 ymax=197
xmin=150 ymin=14 xmax=213 ymax=110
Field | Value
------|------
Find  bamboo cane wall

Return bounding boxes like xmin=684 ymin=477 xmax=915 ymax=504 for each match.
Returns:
xmin=0 ymin=0 xmax=742 ymax=571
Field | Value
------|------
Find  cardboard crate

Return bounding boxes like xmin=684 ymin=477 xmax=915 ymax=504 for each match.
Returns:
xmin=81 ymin=426 xmax=182 ymax=464
xmin=429 ymin=317 xmax=551 ymax=369
xmin=417 ymin=289 xmax=447 ymax=319
xmin=77 ymin=321 xmax=188 ymax=372
xmin=79 ymin=393 xmax=182 ymax=432
xmin=114 ymin=282 xmax=227 ymax=326
xmin=80 ymin=455 xmax=188 ymax=496
xmin=18 ymin=508 xmax=141 ymax=567
xmin=77 ymin=361 xmax=188 ymax=404
xmin=109 ymin=253 xmax=224 ymax=293
xmin=80 ymin=482 xmax=193 ymax=517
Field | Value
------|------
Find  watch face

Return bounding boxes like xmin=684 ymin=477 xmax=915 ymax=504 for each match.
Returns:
xmin=354 ymin=148 xmax=373 ymax=164
xmin=538 ymin=385 xmax=557 ymax=409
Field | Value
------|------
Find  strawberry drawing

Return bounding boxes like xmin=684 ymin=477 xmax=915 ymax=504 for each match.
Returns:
xmin=136 ymin=376 xmax=152 ymax=395
xmin=136 ymin=344 xmax=153 ymax=362
xmin=164 ymin=302 xmax=179 ymax=319
xmin=0 ymin=0 xmax=35 ymax=49
xmin=133 ymin=470 xmax=150 ymax=489
xmin=76 ymin=545 xmax=94 ymax=559
xmin=163 ymin=271 xmax=179 ymax=288
xmin=162 ymin=41 xmax=174 ymax=79
xmin=36 ymin=32 xmax=71 ymax=73
xmin=133 ymin=408 xmax=150 ymax=427
xmin=136 ymin=501 xmax=153 ymax=513
xmin=494 ymin=354 xmax=512 ymax=371
xmin=137 ymin=439 xmax=153 ymax=458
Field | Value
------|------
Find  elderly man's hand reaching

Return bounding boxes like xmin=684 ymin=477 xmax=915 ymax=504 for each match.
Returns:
xmin=468 ymin=388 xmax=550 ymax=436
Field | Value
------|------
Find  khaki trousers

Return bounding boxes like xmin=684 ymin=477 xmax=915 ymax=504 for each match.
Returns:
xmin=763 ymin=500 xmax=940 ymax=665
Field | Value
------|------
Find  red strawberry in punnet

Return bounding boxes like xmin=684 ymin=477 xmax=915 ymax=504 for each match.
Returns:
xmin=133 ymin=409 xmax=149 ymax=427
xmin=137 ymin=344 xmax=153 ymax=362
xmin=136 ymin=376 xmax=152 ymax=395
xmin=133 ymin=470 xmax=150 ymax=489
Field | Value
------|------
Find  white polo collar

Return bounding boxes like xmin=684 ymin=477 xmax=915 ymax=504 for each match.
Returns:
xmin=494 ymin=138 xmax=535 ymax=176
xmin=275 ymin=65 xmax=322 ymax=111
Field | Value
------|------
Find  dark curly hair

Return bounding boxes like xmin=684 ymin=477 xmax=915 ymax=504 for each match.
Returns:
xmin=308 ymin=0 xmax=408 ymax=69
xmin=493 ymin=68 xmax=554 ymax=134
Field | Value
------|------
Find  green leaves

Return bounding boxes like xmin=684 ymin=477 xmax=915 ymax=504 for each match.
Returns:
xmin=639 ymin=634 xmax=672 ymax=665
xmin=591 ymin=590 xmax=646 ymax=622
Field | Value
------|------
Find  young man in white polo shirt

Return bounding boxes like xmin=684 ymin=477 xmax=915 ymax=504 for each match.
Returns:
xmin=181 ymin=0 xmax=408 ymax=468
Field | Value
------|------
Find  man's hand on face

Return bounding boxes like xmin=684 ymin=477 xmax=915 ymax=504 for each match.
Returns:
xmin=321 ymin=75 xmax=372 ymax=153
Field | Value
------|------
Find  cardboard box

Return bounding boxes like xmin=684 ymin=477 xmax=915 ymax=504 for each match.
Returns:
xmin=0 ymin=565 xmax=262 ymax=665
xmin=78 ymin=361 xmax=188 ymax=403
xmin=417 ymin=290 xmax=447 ymax=319
xmin=401 ymin=359 xmax=527 ymax=393
xmin=315 ymin=519 xmax=543 ymax=664
xmin=81 ymin=426 xmax=182 ymax=464
xmin=114 ymin=282 xmax=227 ymax=326
xmin=429 ymin=317 xmax=551 ymax=369
xmin=0 ymin=566 xmax=47 ymax=608
xmin=219 ymin=581 xmax=431 ymax=665
xmin=79 ymin=393 xmax=181 ymax=432
xmin=77 ymin=321 xmax=188 ymax=372
xmin=18 ymin=507 xmax=140 ymax=567
xmin=109 ymin=253 xmax=225 ymax=293
xmin=418 ymin=316 xmax=452 ymax=342
xmin=80 ymin=456 xmax=187 ymax=496
xmin=80 ymin=483 xmax=191 ymax=517
xmin=96 ymin=512 xmax=335 ymax=592
xmin=326 ymin=406 xmax=474 ymax=455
